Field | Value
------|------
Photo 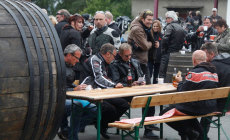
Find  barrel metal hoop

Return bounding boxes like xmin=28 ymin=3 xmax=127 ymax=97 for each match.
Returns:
xmin=15 ymin=1 xmax=54 ymax=139
xmin=25 ymin=2 xmax=66 ymax=140
xmin=6 ymin=0 xmax=45 ymax=139
xmin=0 ymin=1 xmax=35 ymax=139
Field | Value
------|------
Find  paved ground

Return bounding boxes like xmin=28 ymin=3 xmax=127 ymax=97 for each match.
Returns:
xmin=54 ymin=106 xmax=230 ymax=140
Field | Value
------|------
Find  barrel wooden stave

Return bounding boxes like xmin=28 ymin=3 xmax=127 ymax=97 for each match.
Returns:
xmin=0 ymin=0 xmax=65 ymax=140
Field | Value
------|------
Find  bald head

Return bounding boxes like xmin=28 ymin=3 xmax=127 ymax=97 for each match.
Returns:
xmin=192 ymin=50 xmax=207 ymax=66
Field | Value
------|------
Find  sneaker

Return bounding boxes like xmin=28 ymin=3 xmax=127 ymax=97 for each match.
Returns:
xmin=57 ymin=131 xmax=68 ymax=140
xmin=143 ymin=130 xmax=159 ymax=139
xmin=145 ymin=124 xmax=160 ymax=131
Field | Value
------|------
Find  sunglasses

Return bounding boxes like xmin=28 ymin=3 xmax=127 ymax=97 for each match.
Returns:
xmin=56 ymin=13 xmax=63 ymax=15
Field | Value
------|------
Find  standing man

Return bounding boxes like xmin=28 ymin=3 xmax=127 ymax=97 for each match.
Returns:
xmin=88 ymin=11 xmax=121 ymax=54
xmin=81 ymin=43 xmax=129 ymax=139
xmin=200 ymin=43 xmax=230 ymax=138
xmin=55 ymin=9 xmax=71 ymax=37
xmin=186 ymin=16 xmax=218 ymax=51
xmin=159 ymin=11 xmax=186 ymax=79
xmin=210 ymin=8 xmax=222 ymax=23
xmin=128 ymin=9 xmax=157 ymax=85
xmin=160 ymin=50 xmax=218 ymax=140
xmin=105 ymin=11 xmax=122 ymax=37
xmin=128 ymin=9 xmax=160 ymax=138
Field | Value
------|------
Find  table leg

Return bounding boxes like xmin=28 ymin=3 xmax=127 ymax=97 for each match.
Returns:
xmin=97 ymin=101 xmax=102 ymax=140
xmin=70 ymin=99 xmax=74 ymax=140
xmin=160 ymin=105 xmax=163 ymax=139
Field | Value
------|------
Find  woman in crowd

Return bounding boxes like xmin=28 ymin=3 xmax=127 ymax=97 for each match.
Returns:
xmin=148 ymin=20 xmax=163 ymax=84
xmin=60 ymin=14 xmax=93 ymax=54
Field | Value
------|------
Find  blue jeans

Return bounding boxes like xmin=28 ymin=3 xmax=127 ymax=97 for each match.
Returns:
xmin=61 ymin=99 xmax=97 ymax=140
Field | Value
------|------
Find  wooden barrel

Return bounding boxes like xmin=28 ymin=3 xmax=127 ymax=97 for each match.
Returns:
xmin=0 ymin=0 xmax=66 ymax=140
xmin=165 ymin=52 xmax=193 ymax=83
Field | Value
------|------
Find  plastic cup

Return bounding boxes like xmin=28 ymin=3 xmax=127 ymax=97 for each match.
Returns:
xmin=180 ymin=50 xmax=185 ymax=55
xmin=203 ymin=26 xmax=208 ymax=31
xmin=158 ymin=78 xmax=164 ymax=84
xmin=210 ymin=35 xmax=216 ymax=41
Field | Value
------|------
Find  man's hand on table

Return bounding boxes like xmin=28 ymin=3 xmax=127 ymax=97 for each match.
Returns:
xmin=115 ymin=83 xmax=124 ymax=88
xmin=132 ymin=81 xmax=146 ymax=86
xmin=74 ymin=84 xmax=87 ymax=91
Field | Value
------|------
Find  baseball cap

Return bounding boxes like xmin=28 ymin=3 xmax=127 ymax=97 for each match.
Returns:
xmin=212 ymin=8 xmax=217 ymax=12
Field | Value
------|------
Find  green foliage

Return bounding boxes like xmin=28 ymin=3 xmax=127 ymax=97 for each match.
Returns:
xmin=32 ymin=0 xmax=131 ymax=19
xmin=82 ymin=0 xmax=131 ymax=19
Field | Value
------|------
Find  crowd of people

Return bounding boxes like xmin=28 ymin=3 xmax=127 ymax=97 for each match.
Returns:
xmin=42 ymin=7 xmax=230 ymax=140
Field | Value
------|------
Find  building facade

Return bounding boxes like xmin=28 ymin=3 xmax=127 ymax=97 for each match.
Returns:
xmin=132 ymin=0 xmax=227 ymax=20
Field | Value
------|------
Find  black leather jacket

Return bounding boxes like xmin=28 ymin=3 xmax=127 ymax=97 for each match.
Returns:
xmin=81 ymin=53 xmax=116 ymax=88
xmin=65 ymin=63 xmax=76 ymax=91
xmin=212 ymin=53 xmax=230 ymax=111
xmin=162 ymin=21 xmax=186 ymax=54
xmin=110 ymin=55 xmax=144 ymax=87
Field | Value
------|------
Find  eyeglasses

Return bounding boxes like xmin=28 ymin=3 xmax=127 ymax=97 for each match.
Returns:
xmin=56 ymin=12 xmax=63 ymax=15
xmin=124 ymin=54 xmax=132 ymax=58
xmin=71 ymin=53 xmax=80 ymax=60
xmin=110 ymin=52 xmax=116 ymax=58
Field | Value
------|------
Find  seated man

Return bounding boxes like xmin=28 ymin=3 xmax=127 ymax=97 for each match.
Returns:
xmin=81 ymin=43 xmax=129 ymax=139
xmin=200 ymin=42 xmax=230 ymax=137
xmin=110 ymin=43 xmax=160 ymax=139
xmin=58 ymin=44 xmax=97 ymax=140
xmin=160 ymin=50 xmax=218 ymax=140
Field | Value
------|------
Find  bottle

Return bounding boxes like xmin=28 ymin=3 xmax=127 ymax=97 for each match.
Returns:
xmin=172 ymin=68 xmax=177 ymax=87
xmin=127 ymin=68 xmax=132 ymax=87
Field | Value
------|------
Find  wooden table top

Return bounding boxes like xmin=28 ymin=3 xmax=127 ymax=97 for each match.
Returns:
xmin=66 ymin=83 xmax=177 ymax=101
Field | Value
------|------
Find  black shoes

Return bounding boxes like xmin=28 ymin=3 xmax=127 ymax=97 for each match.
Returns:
xmin=57 ymin=131 xmax=68 ymax=140
xmin=143 ymin=130 xmax=159 ymax=139
xmin=145 ymin=124 xmax=160 ymax=131
xmin=100 ymin=129 xmax=110 ymax=139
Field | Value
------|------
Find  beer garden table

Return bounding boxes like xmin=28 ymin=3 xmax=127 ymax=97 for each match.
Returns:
xmin=66 ymin=83 xmax=177 ymax=140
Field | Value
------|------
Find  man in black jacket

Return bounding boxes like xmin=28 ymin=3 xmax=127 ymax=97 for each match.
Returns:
xmin=81 ymin=43 xmax=129 ymax=139
xmin=160 ymin=50 xmax=218 ymax=140
xmin=88 ymin=11 xmax=121 ymax=54
xmin=186 ymin=17 xmax=218 ymax=51
xmin=58 ymin=44 xmax=97 ymax=140
xmin=109 ymin=43 xmax=160 ymax=139
xmin=55 ymin=9 xmax=70 ymax=37
xmin=105 ymin=11 xmax=122 ymax=37
xmin=110 ymin=43 xmax=145 ymax=87
xmin=159 ymin=11 xmax=186 ymax=79
xmin=200 ymin=43 xmax=230 ymax=138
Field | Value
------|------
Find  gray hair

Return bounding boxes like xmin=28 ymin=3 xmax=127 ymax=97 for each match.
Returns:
xmin=165 ymin=11 xmax=178 ymax=21
xmin=95 ymin=11 xmax=105 ymax=17
xmin=200 ymin=42 xmax=218 ymax=56
xmin=100 ymin=43 xmax=116 ymax=55
xmin=58 ymin=9 xmax=71 ymax=20
xmin=105 ymin=11 xmax=113 ymax=21
xmin=64 ymin=44 xmax=82 ymax=55
xmin=119 ymin=43 xmax=132 ymax=54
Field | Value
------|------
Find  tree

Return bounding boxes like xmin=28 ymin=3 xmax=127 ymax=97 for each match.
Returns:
xmin=81 ymin=0 xmax=131 ymax=19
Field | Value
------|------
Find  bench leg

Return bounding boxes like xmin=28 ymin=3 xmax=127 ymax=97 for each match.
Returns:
xmin=121 ymin=130 xmax=125 ymax=140
xmin=134 ymin=127 xmax=140 ymax=140
xmin=218 ymin=117 xmax=220 ymax=140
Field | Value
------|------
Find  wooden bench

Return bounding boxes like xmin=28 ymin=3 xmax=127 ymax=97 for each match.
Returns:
xmin=109 ymin=87 xmax=230 ymax=140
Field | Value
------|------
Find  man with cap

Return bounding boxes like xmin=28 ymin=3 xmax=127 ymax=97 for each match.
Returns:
xmin=210 ymin=8 xmax=222 ymax=23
